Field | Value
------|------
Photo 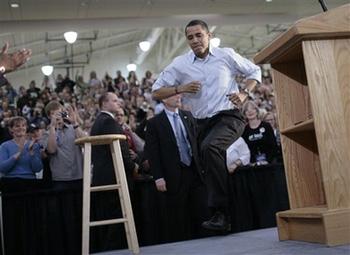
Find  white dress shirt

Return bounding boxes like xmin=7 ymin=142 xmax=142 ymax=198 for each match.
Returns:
xmin=226 ymin=137 xmax=251 ymax=170
xmin=152 ymin=47 xmax=261 ymax=119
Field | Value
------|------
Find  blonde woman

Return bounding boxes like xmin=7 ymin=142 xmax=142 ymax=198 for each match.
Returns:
xmin=241 ymin=101 xmax=278 ymax=165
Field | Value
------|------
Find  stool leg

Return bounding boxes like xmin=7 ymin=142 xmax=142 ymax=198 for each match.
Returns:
xmin=82 ymin=143 xmax=92 ymax=255
xmin=110 ymin=143 xmax=132 ymax=250
xmin=112 ymin=141 xmax=140 ymax=254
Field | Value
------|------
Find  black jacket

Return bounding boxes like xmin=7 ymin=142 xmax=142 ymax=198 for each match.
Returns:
xmin=90 ymin=112 xmax=135 ymax=187
xmin=145 ymin=110 xmax=204 ymax=193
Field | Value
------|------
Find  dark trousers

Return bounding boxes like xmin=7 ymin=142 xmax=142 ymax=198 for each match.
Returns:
xmin=157 ymin=163 xmax=209 ymax=242
xmin=196 ymin=109 xmax=245 ymax=210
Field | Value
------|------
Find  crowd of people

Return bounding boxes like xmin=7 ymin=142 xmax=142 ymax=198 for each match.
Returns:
xmin=0 ymin=19 xmax=283 ymax=253
xmin=0 ymin=69 xmax=281 ymax=177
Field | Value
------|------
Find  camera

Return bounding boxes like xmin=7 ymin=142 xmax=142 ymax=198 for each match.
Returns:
xmin=60 ymin=111 xmax=69 ymax=118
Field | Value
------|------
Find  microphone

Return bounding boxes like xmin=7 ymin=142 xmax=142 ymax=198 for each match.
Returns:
xmin=318 ymin=0 xmax=328 ymax=12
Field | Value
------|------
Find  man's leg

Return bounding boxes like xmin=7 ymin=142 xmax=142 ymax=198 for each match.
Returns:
xmin=198 ymin=110 xmax=245 ymax=231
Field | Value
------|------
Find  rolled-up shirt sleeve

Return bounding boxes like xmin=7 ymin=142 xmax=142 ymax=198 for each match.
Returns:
xmin=152 ymin=66 xmax=179 ymax=92
xmin=226 ymin=48 xmax=261 ymax=83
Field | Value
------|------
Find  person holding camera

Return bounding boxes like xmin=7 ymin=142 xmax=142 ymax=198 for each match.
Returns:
xmin=40 ymin=100 xmax=86 ymax=190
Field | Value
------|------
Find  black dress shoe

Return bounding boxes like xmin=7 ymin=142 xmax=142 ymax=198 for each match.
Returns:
xmin=201 ymin=211 xmax=231 ymax=232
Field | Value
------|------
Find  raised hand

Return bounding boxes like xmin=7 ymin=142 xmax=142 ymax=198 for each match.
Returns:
xmin=227 ymin=92 xmax=248 ymax=108
xmin=65 ymin=105 xmax=77 ymax=125
xmin=0 ymin=42 xmax=32 ymax=73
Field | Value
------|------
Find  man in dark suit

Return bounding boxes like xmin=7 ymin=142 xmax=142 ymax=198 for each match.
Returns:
xmin=89 ymin=92 xmax=138 ymax=253
xmin=145 ymin=94 xmax=208 ymax=242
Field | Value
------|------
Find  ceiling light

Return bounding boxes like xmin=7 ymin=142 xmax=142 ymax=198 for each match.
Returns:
xmin=64 ymin=31 xmax=78 ymax=44
xmin=10 ymin=3 xmax=20 ymax=8
xmin=265 ymin=0 xmax=272 ymax=2
xmin=41 ymin=65 xmax=54 ymax=76
xmin=139 ymin=41 xmax=151 ymax=52
xmin=210 ymin=37 xmax=221 ymax=48
xmin=126 ymin=63 xmax=137 ymax=72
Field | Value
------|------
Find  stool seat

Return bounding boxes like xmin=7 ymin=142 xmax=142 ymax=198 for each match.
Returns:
xmin=75 ymin=134 xmax=126 ymax=146
xmin=76 ymin=135 xmax=139 ymax=255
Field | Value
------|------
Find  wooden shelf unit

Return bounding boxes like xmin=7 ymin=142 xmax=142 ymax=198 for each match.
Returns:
xmin=280 ymin=119 xmax=314 ymax=135
xmin=254 ymin=4 xmax=350 ymax=246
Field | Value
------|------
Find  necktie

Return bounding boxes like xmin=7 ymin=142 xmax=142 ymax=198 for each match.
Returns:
xmin=173 ymin=113 xmax=192 ymax=166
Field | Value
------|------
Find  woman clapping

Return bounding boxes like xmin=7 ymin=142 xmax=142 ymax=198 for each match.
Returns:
xmin=0 ymin=116 xmax=43 ymax=192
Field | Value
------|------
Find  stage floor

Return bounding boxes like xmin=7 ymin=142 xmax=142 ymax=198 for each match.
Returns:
xmin=95 ymin=227 xmax=350 ymax=255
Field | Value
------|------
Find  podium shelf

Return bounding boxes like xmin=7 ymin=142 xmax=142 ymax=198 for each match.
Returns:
xmin=277 ymin=205 xmax=327 ymax=219
xmin=280 ymin=119 xmax=314 ymax=134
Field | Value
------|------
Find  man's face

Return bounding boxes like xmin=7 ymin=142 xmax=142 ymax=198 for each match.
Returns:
xmin=163 ymin=94 xmax=182 ymax=109
xmin=103 ymin=93 xmax=121 ymax=114
xmin=185 ymin=25 xmax=211 ymax=58
xmin=115 ymin=108 xmax=125 ymax=125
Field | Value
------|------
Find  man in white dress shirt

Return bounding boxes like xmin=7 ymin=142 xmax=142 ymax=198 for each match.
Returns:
xmin=226 ymin=137 xmax=250 ymax=174
xmin=152 ymin=19 xmax=261 ymax=232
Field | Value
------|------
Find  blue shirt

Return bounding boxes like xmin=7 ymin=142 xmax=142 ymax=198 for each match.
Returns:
xmin=0 ymin=140 xmax=43 ymax=179
xmin=152 ymin=47 xmax=261 ymax=119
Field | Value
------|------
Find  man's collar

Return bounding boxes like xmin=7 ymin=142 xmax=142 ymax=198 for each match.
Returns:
xmin=191 ymin=46 xmax=215 ymax=63
xmin=101 ymin=110 xmax=115 ymax=118
xmin=164 ymin=107 xmax=179 ymax=117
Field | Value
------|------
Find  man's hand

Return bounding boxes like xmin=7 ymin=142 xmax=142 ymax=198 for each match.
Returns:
xmin=65 ymin=105 xmax=77 ymax=125
xmin=0 ymin=42 xmax=32 ymax=74
xmin=50 ymin=112 xmax=59 ymax=128
xmin=179 ymin=81 xmax=201 ymax=94
xmin=227 ymin=92 xmax=248 ymax=108
xmin=155 ymin=178 xmax=167 ymax=192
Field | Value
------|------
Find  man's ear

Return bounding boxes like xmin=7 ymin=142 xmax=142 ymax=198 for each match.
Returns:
xmin=208 ymin=32 xmax=213 ymax=39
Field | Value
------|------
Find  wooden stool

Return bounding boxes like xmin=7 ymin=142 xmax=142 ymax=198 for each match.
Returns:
xmin=75 ymin=134 xmax=139 ymax=255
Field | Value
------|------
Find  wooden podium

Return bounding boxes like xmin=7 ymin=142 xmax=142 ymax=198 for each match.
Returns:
xmin=254 ymin=4 xmax=350 ymax=246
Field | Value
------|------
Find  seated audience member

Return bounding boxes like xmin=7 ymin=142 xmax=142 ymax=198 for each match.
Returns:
xmin=40 ymin=101 xmax=86 ymax=190
xmin=0 ymin=116 xmax=42 ymax=191
xmin=241 ymin=101 xmax=278 ymax=165
xmin=226 ymin=137 xmax=250 ymax=174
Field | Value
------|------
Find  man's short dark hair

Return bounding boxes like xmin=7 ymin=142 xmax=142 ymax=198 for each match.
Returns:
xmin=185 ymin=20 xmax=209 ymax=35
xmin=98 ymin=92 xmax=110 ymax=108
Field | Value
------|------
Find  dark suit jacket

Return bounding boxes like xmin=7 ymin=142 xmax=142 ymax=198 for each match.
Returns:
xmin=145 ymin=109 xmax=204 ymax=193
xmin=90 ymin=112 xmax=135 ymax=187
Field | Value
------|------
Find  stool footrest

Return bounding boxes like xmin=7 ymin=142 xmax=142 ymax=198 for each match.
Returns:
xmin=90 ymin=184 xmax=121 ymax=192
xmin=90 ymin=218 xmax=127 ymax=227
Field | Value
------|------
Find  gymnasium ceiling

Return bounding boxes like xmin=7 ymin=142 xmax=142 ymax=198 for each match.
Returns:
xmin=1 ymin=0 xmax=348 ymax=76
